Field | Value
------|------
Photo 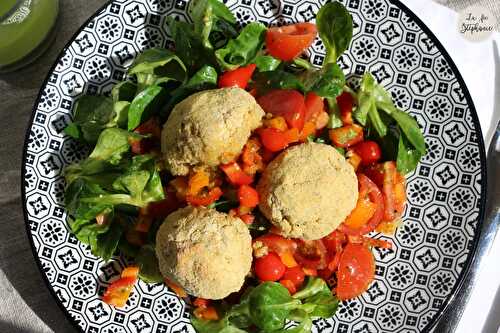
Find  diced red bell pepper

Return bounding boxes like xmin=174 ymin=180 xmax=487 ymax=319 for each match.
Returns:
xmin=237 ymin=184 xmax=259 ymax=208
xmin=186 ymin=187 xmax=223 ymax=206
xmin=220 ymin=162 xmax=254 ymax=185
xmin=218 ymin=64 xmax=257 ymax=89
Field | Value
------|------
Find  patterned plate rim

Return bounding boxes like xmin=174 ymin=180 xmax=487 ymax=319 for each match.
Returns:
xmin=20 ymin=1 xmax=488 ymax=332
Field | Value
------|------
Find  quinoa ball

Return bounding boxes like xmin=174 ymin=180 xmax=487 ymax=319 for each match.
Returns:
xmin=256 ymin=142 xmax=358 ymax=240
xmin=161 ymin=87 xmax=264 ymax=175
xmin=155 ymin=206 xmax=252 ymax=299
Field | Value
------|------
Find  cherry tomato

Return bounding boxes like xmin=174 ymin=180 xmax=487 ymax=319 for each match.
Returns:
xmin=338 ymin=174 xmax=384 ymax=236
xmin=329 ymin=124 xmax=364 ymax=148
xmin=266 ymin=23 xmax=317 ymax=61
xmin=218 ymin=64 xmax=257 ymax=89
xmin=280 ymin=279 xmax=297 ymax=294
xmin=336 ymin=243 xmax=375 ymax=300
xmin=353 ymin=141 xmax=382 ymax=166
xmin=257 ymin=90 xmax=306 ymax=130
xmin=134 ymin=117 xmax=162 ymax=139
xmin=294 ymin=240 xmax=329 ymax=270
xmin=220 ymin=162 xmax=254 ymax=185
xmin=258 ymin=127 xmax=289 ymax=152
xmin=282 ymin=266 xmax=305 ymax=287
xmin=238 ymin=184 xmax=259 ymax=208
xmin=254 ymin=252 xmax=286 ymax=281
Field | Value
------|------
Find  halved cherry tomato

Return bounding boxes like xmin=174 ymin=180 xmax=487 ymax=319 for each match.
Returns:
xmin=329 ymin=124 xmax=364 ymax=148
xmin=266 ymin=23 xmax=317 ymax=61
xmin=258 ymin=127 xmax=289 ymax=152
xmin=294 ymin=240 xmax=329 ymax=270
xmin=322 ymin=230 xmax=346 ymax=254
xmin=238 ymin=184 xmax=259 ymax=208
xmin=304 ymin=92 xmax=324 ymax=122
xmin=218 ymin=64 xmax=256 ymax=89
xmin=336 ymin=243 xmax=375 ymax=300
xmin=338 ymin=174 xmax=384 ymax=236
xmin=280 ymin=279 xmax=297 ymax=294
xmin=353 ymin=141 xmax=382 ymax=166
xmin=336 ymin=91 xmax=354 ymax=125
xmin=186 ymin=187 xmax=223 ymax=206
xmin=220 ymin=162 xmax=254 ymax=185
xmin=255 ymin=233 xmax=297 ymax=255
xmin=257 ymin=90 xmax=306 ymax=130
xmin=282 ymin=266 xmax=305 ymax=288
xmin=254 ymin=252 xmax=286 ymax=281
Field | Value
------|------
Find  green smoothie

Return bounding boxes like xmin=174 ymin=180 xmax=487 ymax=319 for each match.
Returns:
xmin=0 ymin=0 xmax=59 ymax=68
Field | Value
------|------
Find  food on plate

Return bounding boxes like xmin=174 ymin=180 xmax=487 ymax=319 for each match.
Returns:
xmin=257 ymin=142 xmax=358 ymax=239
xmin=155 ymin=206 xmax=252 ymax=299
xmin=161 ymin=87 xmax=264 ymax=175
xmin=62 ymin=0 xmax=426 ymax=331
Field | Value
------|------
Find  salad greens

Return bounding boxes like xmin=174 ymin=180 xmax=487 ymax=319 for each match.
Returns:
xmin=316 ymin=2 xmax=353 ymax=64
xmin=353 ymin=73 xmax=426 ymax=174
xmin=192 ymin=278 xmax=338 ymax=333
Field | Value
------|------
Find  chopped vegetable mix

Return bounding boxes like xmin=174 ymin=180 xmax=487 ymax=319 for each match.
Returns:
xmin=62 ymin=0 xmax=425 ymax=332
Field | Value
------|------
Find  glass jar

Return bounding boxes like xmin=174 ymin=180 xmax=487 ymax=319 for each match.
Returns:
xmin=0 ymin=0 xmax=59 ymax=73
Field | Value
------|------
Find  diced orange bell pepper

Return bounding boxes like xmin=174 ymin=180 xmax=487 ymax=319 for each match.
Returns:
xmin=264 ymin=116 xmax=288 ymax=132
xmin=187 ymin=169 xmax=210 ymax=196
xmin=193 ymin=298 xmax=210 ymax=308
xmin=346 ymin=149 xmax=362 ymax=171
xmin=102 ymin=267 xmax=139 ymax=307
xmin=299 ymin=121 xmax=316 ymax=142
xmin=302 ymin=267 xmax=317 ymax=276
xmin=279 ymin=251 xmax=298 ymax=268
xmin=121 ymin=267 xmax=139 ymax=279
xmin=344 ymin=198 xmax=378 ymax=229
xmin=284 ymin=128 xmax=300 ymax=144
xmin=164 ymin=278 xmax=187 ymax=298
xmin=329 ymin=124 xmax=364 ymax=148
xmin=194 ymin=306 xmax=219 ymax=321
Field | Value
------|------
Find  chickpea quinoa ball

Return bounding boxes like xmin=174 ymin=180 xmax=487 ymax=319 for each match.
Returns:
xmin=161 ymin=87 xmax=265 ymax=175
xmin=155 ymin=206 xmax=253 ymax=299
xmin=256 ymin=142 xmax=358 ymax=240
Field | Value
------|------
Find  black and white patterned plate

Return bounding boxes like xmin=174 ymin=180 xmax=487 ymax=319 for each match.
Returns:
xmin=21 ymin=0 xmax=487 ymax=332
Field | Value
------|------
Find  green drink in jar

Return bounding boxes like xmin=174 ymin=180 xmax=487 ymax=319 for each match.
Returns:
xmin=0 ymin=0 xmax=59 ymax=73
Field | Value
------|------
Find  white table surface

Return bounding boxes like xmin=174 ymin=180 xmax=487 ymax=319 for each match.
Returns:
xmin=405 ymin=1 xmax=500 ymax=332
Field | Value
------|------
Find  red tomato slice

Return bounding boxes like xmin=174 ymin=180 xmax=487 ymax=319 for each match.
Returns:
xmin=329 ymin=124 xmax=364 ymax=148
xmin=336 ymin=243 xmax=375 ymax=300
xmin=382 ymin=161 xmax=397 ymax=222
xmin=218 ymin=64 xmax=257 ymax=89
xmin=258 ymin=127 xmax=290 ymax=152
xmin=304 ymin=92 xmax=324 ymax=122
xmin=257 ymin=90 xmax=306 ymax=130
xmin=338 ymin=174 xmax=384 ymax=236
xmin=266 ymin=23 xmax=318 ymax=61
xmin=294 ymin=239 xmax=329 ymax=270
